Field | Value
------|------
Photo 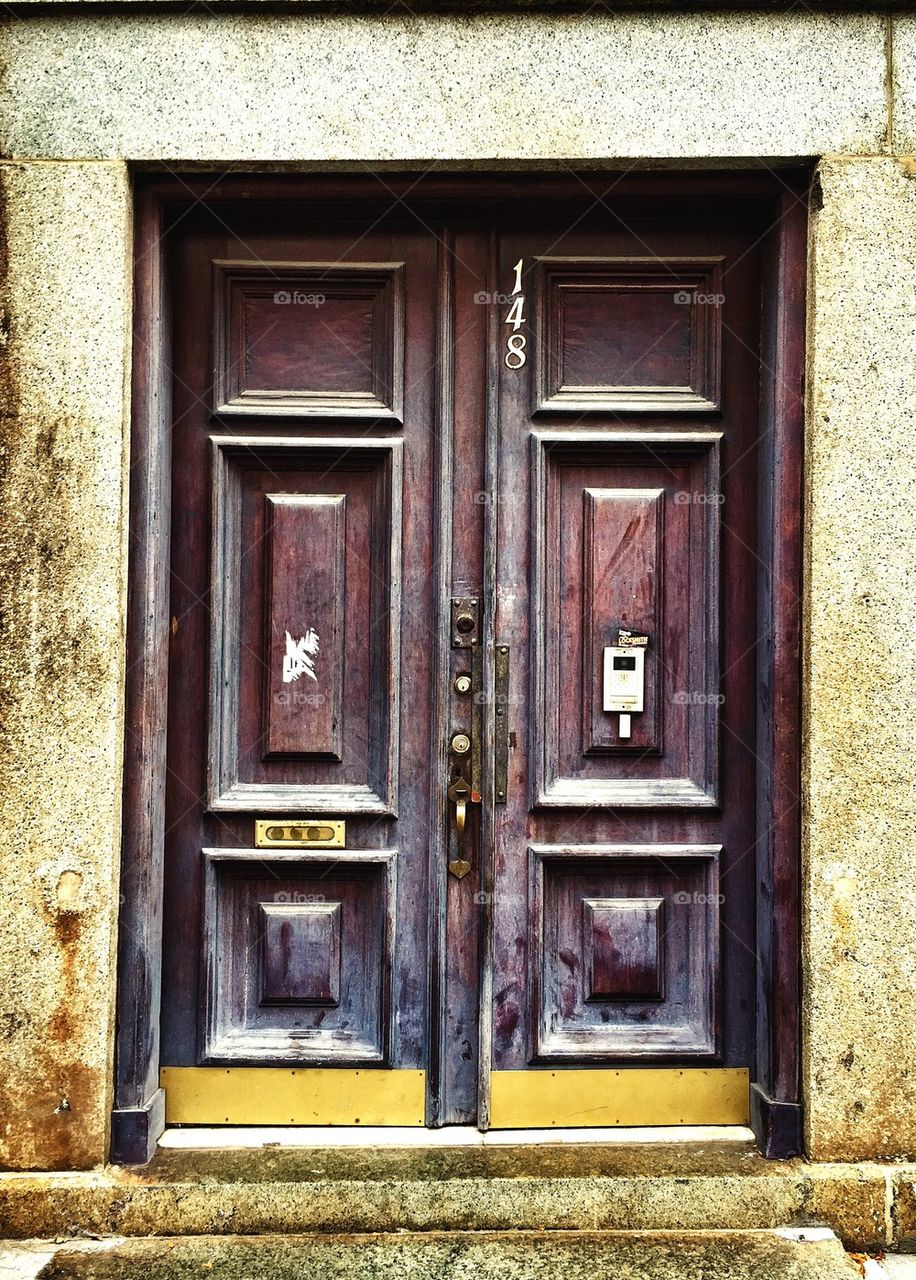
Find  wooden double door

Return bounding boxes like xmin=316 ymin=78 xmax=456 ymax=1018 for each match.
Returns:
xmin=154 ymin=180 xmax=798 ymax=1130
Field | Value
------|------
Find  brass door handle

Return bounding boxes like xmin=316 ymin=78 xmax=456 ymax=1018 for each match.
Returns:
xmin=447 ymin=775 xmax=472 ymax=880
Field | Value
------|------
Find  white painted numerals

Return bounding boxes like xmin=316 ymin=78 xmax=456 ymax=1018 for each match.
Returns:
xmin=504 ymin=258 xmax=527 ymax=369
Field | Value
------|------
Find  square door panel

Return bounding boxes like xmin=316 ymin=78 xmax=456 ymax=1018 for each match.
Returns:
xmin=530 ymin=845 xmax=721 ymax=1060
xmin=532 ymin=257 xmax=723 ymax=413
xmin=212 ymin=261 xmax=405 ymax=420
xmin=259 ymin=901 xmax=341 ymax=1006
xmin=531 ymin=433 xmax=720 ymax=808
xmin=202 ymin=850 xmax=394 ymax=1063
xmin=208 ymin=436 xmax=401 ymax=814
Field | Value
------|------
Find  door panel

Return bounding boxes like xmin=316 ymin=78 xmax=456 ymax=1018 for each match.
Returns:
xmin=531 ymin=256 xmax=722 ymax=413
xmin=201 ymin=849 xmax=394 ymax=1063
xmin=208 ymin=436 xmax=402 ymax=812
xmin=489 ymin=214 xmax=764 ymax=1124
xmin=155 ymin=187 xmax=783 ymax=1131
xmin=161 ymin=214 xmax=438 ymax=1106
xmin=530 ymin=844 xmax=720 ymax=1060
xmin=531 ymin=434 xmax=720 ymax=807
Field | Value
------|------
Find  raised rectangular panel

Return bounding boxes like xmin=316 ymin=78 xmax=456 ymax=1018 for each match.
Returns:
xmin=263 ymin=494 xmax=345 ymax=761
xmin=208 ymin=436 xmax=402 ymax=814
xmin=259 ymin=901 xmax=342 ymax=1007
xmin=530 ymin=844 xmax=721 ymax=1060
xmin=531 ymin=432 xmax=720 ymax=809
xmin=584 ymin=897 xmax=664 ymax=1001
xmin=202 ymin=849 xmax=394 ymax=1063
xmin=212 ymin=260 xmax=405 ymax=420
xmin=582 ymin=487 xmax=663 ymax=756
xmin=532 ymin=257 xmax=723 ymax=413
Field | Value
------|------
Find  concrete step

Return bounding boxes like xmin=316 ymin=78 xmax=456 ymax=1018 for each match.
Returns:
xmin=17 ymin=1229 xmax=861 ymax=1280
xmin=0 ymin=1140 xmax=898 ymax=1248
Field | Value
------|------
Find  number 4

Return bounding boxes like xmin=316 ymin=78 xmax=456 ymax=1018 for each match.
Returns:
xmin=505 ymin=295 xmax=526 ymax=330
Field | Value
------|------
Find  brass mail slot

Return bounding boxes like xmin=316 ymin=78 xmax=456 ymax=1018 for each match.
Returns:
xmin=254 ymin=819 xmax=345 ymax=849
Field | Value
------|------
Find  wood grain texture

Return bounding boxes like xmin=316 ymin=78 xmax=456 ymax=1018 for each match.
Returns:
xmin=531 ymin=257 xmax=723 ymax=413
xmin=113 ymin=185 xmax=170 ymax=1137
xmin=530 ymin=845 xmax=720 ymax=1060
xmin=212 ymin=260 xmax=405 ymax=420
xmin=531 ymin=432 xmax=722 ymax=809
xmin=119 ymin=175 xmax=804 ymax=1154
xmin=582 ymin=486 xmax=663 ymax=755
xmin=491 ymin=208 xmax=765 ymax=1083
xmin=585 ymin=897 xmax=664 ymax=1001
xmin=263 ymin=493 xmax=345 ymax=761
xmin=202 ymin=848 xmax=395 ymax=1064
xmin=208 ymin=436 xmax=402 ymax=815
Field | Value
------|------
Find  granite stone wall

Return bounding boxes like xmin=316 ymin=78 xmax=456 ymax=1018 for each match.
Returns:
xmin=0 ymin=8 xmax=914 ymax=1169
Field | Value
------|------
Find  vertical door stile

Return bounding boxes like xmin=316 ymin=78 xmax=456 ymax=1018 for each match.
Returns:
xmin=426 ymin=226 xmax=455 ymax=1126
xmin=476 ymin=224 xmax=501 ymax=1131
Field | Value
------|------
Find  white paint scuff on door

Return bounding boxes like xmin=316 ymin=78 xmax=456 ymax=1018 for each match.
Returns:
xmin=282 ymin=628 xmax=320 ymax=683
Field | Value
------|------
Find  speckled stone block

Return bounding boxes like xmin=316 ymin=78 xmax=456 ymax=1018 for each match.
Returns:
xmin=0 ymin=1142 xmax=895 ymax=1249
xmin=31 ymin=1231 xmax=860 ymax=1280
xmin=892 ymin=19 xmax=916 ymax=155
xmin=0 ymin=12 xmax=887 ymax=162
xmin=0 ymin=161 xmax=132 ymax=1169
xmin=803 ymin=156 xmax=916 ymax=1161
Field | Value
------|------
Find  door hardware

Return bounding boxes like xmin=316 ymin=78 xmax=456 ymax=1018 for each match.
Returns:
xmin=254 ymin=819 xmax=345 ymax=849
xmin=451 ymin=596 xmax=479 ymax=648
xmin=454 ymin=674 xmax=472 ymax=695
xmin=603 ymin=630 xmax=649 ymax=740
xmin=494 ymin=645 xmax=510 ymax=803
xmin=451 ymin=732 xmax=471 ymax=756
xmin=447 ymin=775 xmax=472 ymax=880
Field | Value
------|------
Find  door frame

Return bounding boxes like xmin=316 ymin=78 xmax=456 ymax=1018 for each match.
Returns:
xmin=112 ymin=169 xmax=807 ymax=1164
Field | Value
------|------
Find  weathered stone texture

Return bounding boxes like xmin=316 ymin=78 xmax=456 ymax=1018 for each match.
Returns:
xmin=32 ymin=1230 xmax=860 ymax=1280
xmin=803 ymin=156 xmax=916 ymax=1161
xmin=0 ymin=12 xmax=887 ymax=162
xmin=0 ymin=1142 xmax=899 ymax=1248
xmin=0 ymin=162 xmax=132 ymax=1169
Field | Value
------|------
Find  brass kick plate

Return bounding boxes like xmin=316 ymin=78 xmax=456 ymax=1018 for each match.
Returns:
xmin=255 ymin=819 xmax=345 ymax=849
xmin=489 ymin=1067 xmax=750 ymax=1128
xmin=161 ymin=1067 xmax=425 ymax=1126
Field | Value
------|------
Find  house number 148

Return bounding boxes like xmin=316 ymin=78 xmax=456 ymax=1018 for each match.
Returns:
xmin=505 ymin=258 xmax=527 ymax=369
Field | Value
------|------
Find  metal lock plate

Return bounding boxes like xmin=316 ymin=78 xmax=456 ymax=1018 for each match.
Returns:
xmin=255 ymin=819 xmax=345 ymax=849
xmin=451 ymin=596 xmax=479 ymax=648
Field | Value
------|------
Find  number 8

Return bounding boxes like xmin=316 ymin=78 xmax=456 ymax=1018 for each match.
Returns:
xmin=505 ymin=333 xmax=527 ymax=369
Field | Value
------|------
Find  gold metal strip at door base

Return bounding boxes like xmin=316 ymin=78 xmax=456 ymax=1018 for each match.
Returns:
xmin=160 ymin=1067 xmax=426 ymax=1126
xmin=488 ymin=1068 xmax=749 ymax=1128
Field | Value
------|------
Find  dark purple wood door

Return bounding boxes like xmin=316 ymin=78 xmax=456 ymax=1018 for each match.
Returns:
xmin=160 ymin=210 xmax=444 ymax=1123
xmin=155 ymin=184 xmax=781 ymax=1129
xmin=486 ymin=214 xmax=764 ymax=1126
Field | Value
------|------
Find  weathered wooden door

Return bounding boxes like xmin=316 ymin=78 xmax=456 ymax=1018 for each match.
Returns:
xmin=484 ymin=220 xmax=762 ymax=1127
xmin=150 ymin=180 xmax=798 ymax=1132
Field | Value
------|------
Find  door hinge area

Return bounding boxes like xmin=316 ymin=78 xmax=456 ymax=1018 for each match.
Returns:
xmin=494 ymin=644 xmax=510 ymax=804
